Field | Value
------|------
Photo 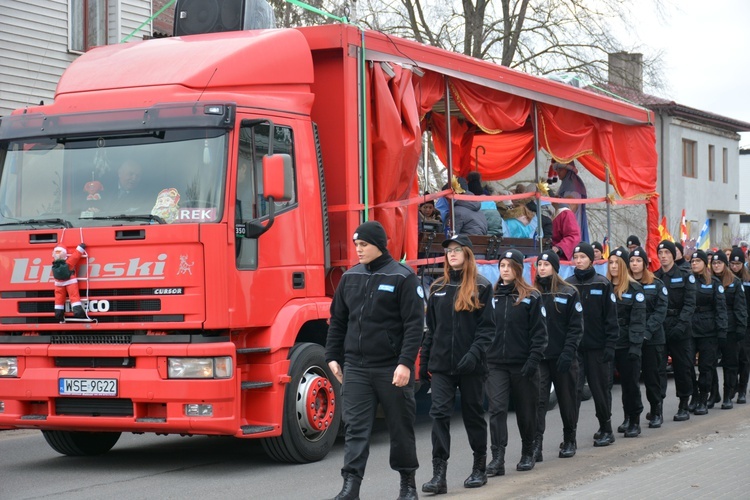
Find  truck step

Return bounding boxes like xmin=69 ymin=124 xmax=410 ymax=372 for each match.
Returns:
xmin=136 ymin=417 xmax=167 ymax=423
xmin=241 ymin=381 xmax=273 ymax=390
xmin=241 ymin=425 xmax=275 ymax=435
xmin=236 ymin=347 xmax=271 ymax=354
xmin=20 ymin=414 xmax=47 ymax=420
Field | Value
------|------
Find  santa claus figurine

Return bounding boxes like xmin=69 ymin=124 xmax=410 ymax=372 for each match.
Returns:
xmin=51 ymin=243 xmax=87 ymax=322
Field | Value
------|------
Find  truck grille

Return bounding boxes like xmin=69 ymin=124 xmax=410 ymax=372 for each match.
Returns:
xmin=18 ymin=299 xmax=161 ymax=313
xmin=55 ymin=397 xmax=134 ymax=417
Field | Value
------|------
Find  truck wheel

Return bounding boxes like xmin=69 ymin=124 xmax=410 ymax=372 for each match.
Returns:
xmin=42 ymin=430 xmax=121 ymax=456
xmin=262 ymin=343 xmax=341 ymax=463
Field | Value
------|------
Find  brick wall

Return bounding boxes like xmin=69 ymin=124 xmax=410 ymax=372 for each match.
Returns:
xmin=153 ymin=0 xmax=175 ymax=35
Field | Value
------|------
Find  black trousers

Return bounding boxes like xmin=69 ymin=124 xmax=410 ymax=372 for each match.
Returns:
xmin=429 ymin=372 xmax=487 ymax=460
xmin=738 ymin=335 xmax=750 ymax=390
xmin=341 ymin=364 xmax=418 ymax=479
xmin=711 ymin=336 xmax=740 ymax=397
xmin=641 ymin=343 xmax=665 ymax=410
xmin=487 ymin=363 xmax=539 ymax=450
xmin=537 ymin=358 xmax=579 ymax=438
xmin=577 ymin=349 xmax=613 ymax=426
xmin=664 ymin=337 xmax=694 ymax=399
xmin=691 ymin=337 xmax=718 ymax=395
xmin=615 ymin=348 xmax=643 ymax=418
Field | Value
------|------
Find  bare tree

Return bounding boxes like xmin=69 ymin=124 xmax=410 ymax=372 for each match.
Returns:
xmin=354 ymin=0 xmax=666 ymax=91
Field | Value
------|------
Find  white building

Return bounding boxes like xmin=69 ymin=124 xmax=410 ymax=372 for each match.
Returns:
xmin=0 ymin=0 xmax=153 ymax=117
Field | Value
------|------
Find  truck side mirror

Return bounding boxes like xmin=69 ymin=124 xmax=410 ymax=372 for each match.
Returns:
xmin=262 ymin=154 xmax=292 ymax=202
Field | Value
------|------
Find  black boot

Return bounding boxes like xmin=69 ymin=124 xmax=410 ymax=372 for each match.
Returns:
xmin=422 ymin=458 xmax=447 ymax=494
xmin=687 ymin=395 xmax=697 ymax=413
xmin=592 ymin=424 xmax=605 ymax=440
xmin=737 ymin=387 xmax=747 ymax=404
xmin=72 ymin=305 xmax=87 ymax=319
xmin=616 ymin=415 xmax=630 ymax=433
xmin=694 ymin=393 xmax=708 ymax=415
xmin=593 ymin=421 xmax=615 ymax=447
xmin=707 ymin=392 xmax=717 ymax=410
xmin=673 ymin=398 xmax=690 ymax=421
xmin=559 ymin=430 xmax=576 ymax=458
xmin=516 ymin=441 xmax=536 ymax=471
xmin=722 ymin=395 xmax=734 ymax=409
xmin=624 ymin=414 xmax=641 ymax=438
xmin=55 ymin=309 xmax=65 ymax=323
xmin=464 ymin=454 xmax=487 ymax=489
xmin=486 ymin=446 xmax=505 ymax=477
xmin=648 ymin=403 xmax=663 ymax=428
xmin=532 ymin=435 xmax=543 ymax=463
xmin=334 ymin=472 xmax=361 ymax=500
xmin=398 ymin=470 xmax=418 ymax=500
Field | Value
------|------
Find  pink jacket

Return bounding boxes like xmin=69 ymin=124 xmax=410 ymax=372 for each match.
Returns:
xmin=552 ymin=208 xmax=581 ymax=260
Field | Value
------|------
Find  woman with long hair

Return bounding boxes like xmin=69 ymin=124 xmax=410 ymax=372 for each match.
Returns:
xmin=486 ymin=249 xmax=547 ymax=476
xmin=729 ymin=247 xmax=750 ymax=404
xmin=709 ymin=251 xmax=747 ymax=409
xmin=606 ymin=247 xmax=647 ymax=437
xmin=628 ymin=247 xmax=668 ymax=429
xmin=533 ymin=251 xmax=583 ymax=460
xmin=420 ymin=234 xmax=495 ymax=494
xmin=689 ymin=249 xmax=728 ymax=415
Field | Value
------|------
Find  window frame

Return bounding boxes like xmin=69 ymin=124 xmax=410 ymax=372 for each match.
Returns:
xmin=722 ymin=147 xmax=728 ymax=184
xmin=682 ymin=139 xmax=697 ymax=178
xmin=708 ymin=144 xmax=715 ymax=182
xmin=69 ymin=0 xmax=109 ymax=54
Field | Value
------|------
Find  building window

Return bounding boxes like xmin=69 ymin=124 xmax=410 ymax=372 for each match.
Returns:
xmin=723 ymin=147 xmax=728 ymax=183
xmin=708 ymin=145 xmax=715 ymax=181
xmin=70 ymin=0 xmax=108 ymax=53
xmin=682 ymin=139 xmax=697 ymax=178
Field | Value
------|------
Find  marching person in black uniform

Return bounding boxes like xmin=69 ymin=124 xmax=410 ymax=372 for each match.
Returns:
xmin=674 ymin=242 xmax=692 ymax=272
xmin=688 ymin=249 xmax=728 ymax=415
xmin=607 ymin=247 xmax=647 ymax=438
xmin=486 ymin=249 xmax=547 ymax=476
xmin=729 ymin=247 xmax=750 ymax=404
xmin=629 ymin=246 xmax=669 ymax=428
xmin=654 ymin=240 xmax=696 ymax=421
xmin=709 ymin=251 xmax=747 ymax=409
xmin=533 ymin=251 xmax=583 ymax=459
xmin=326 ymin=221 xmax=423 ymax=500
xmin=566 ymin=242 xmax=619 ymax=447
xmin=420 ymin=234 xmax=495 ymax=494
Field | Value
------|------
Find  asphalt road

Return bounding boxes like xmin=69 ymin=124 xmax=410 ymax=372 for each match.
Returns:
xmin=1 ymin=377 xmax=748 ymax=499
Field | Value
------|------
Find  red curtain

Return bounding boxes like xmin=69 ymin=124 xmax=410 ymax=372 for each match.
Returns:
xmin=449 ymin=79 xmax=531 ymax=133
xmin=369 ymin=63 xmax=422 ymax=260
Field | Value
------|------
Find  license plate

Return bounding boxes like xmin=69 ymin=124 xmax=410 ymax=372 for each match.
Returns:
xmin=59 ymin=378 xmax=118 ymax=397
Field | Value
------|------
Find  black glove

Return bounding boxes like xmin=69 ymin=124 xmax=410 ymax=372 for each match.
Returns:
xmin=628 ymin=343 xmax=641 ymax=362
xmin=419 ymin=359 xmax=430 ymax=382
xmin=521 ymin=357 xmax=539 ymax=378
xmin=456 ymin=352 xmax=478 ymax=375
xmin=602 ymin=347 xmax=615 ymax=363
xmin=79 ymin=243 xmax=86 ymax=249
xmin=556 ymin=350 xmax=573 ymax=373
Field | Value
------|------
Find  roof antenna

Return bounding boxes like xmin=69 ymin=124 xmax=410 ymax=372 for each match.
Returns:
xmin=197 ymin=68 xmax=218 ymax=103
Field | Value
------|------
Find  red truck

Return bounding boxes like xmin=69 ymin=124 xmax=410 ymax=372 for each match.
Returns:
xmin=0 ymin=22 xmax=655 ymax=463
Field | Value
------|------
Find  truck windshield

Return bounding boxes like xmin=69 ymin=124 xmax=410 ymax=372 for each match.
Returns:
xmin=0 ymin=128 xmax=227 ymax=228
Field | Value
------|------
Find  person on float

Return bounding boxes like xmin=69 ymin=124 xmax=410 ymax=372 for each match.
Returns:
xmin=565 ymin=242 xmax=619 ymax=447
xmin=420 ymin=234 xmax=495 ymax=494
xmin=486 ymin=249 xmax=547 ymax=476
xmin=533 ymin=251 xmax=583 ymax=460
xmin=708 ymin=251 xmax=747 ymax=409
xmin=729 ymin=247 xmax=750 ymax=404
xmin=606 ymin=247 xmax=647 ymax=438
xmin=687 ymin=249 xmax=728 ymax=415
xmin=654 ymin=240 xmax=696 ymax=421
xmin=629 ymin=246 xmax=668 ymax=428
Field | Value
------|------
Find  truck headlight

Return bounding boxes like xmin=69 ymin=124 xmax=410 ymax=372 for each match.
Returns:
xmin=167 ymin=357 xmax=233 ymax=379
xmin=0 ymin=357 xmax=18 ymax=377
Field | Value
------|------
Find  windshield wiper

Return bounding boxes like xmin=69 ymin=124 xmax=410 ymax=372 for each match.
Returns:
xmin=81 ymin=214 xmax=166 ymax=224
xmin=0 ymin=218 xmax=73 ymax=228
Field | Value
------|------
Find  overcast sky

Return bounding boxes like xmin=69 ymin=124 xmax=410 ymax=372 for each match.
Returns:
xmin=628 ymin=0 xmax=750 ymax=147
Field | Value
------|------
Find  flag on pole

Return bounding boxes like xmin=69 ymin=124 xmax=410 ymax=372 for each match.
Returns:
xmin=679 ymin=209 xmax=688 ymax=245
xmin=697 ymin=219 xmax=711 ymax=250
xmin=658 ymin=216 xmax=674 ymax=242
xmin=602 ymin=236 xmax=610 ymax=259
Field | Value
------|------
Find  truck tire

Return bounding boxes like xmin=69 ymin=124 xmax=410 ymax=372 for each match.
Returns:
xmin=262 ymin=342 xmax=341 ymax=463
xmin=42 ymin=430 xmax=121 ymax=456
